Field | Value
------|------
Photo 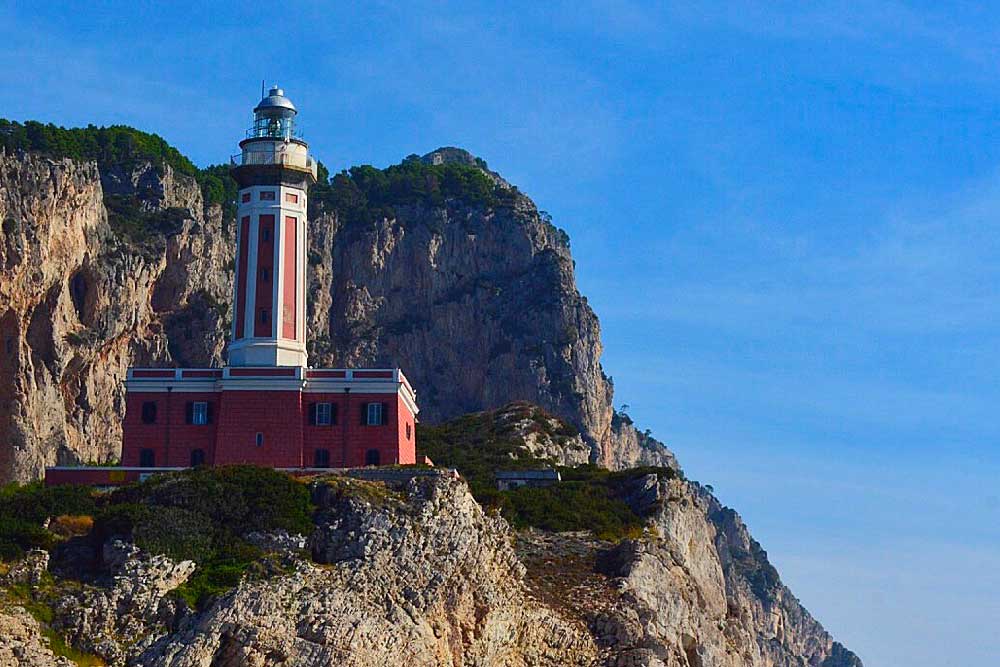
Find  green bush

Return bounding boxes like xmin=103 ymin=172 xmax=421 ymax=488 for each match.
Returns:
xmin=0 ymin=119 xmax=197 ymax=176
xmin=496 ymin=482 xmax=644 ymax=540
xmin=0 ymin=483 xmax=97 ymax=559
xmin=115 ymin=465 xmax=313 ymax=535
xmin=96 ymin=503 xmax=215 ymax=563
xmin=93 ymin=467 xmax=312 ymax=606
xmin=311 ymin=156 xmax=502 ymax=227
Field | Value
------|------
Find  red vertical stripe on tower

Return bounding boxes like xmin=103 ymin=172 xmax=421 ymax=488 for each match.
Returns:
xmin=254 ymin=215 xmax=275 ymax=337
xmin=234 ymin=216 xmax=250 ymax=340
xmin=282 ymin=216 xmax=297 ymax=339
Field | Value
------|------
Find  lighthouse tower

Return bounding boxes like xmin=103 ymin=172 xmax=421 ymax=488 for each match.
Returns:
xmin=44 ymin=85 xmax=421 ymax=487
xmin=228 ymin=86 xmax=317 ymax=367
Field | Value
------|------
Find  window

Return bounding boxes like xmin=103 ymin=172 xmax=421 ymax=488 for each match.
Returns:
xmin=406 ymin=422 xmax=411 ymax=440
xmin=314 ymin=448 xmax=330 ymax=467
xmin=365 ymin=402 xmax=386 ymax=426
xmin=255 ymin=432 xmax=264 ymax=447
xmin=365 ymin=449 xmax=381 ymax=466
xmin=187 ymin=401 xmax=209 ymax=425
xmin=140 ymin=449 xmax=155 ymax=467
xmin=261 ymin=228 xmax=271 ymax=242
xmin=260 ymin=309 xmax=270 ymax=324
xmin=141 ymin=401 xmax=157 ymax=424
xmin=285 ymin=192 xmax=299 ymax=204
xmin=259 ymin=267 xmax=269 ymax=282
xmin=190 ymin=449 xmax=206 ymax=466
xmin=260 ymin=190 xmax=275 ymax=201
xmin=241 ymin=192 xmax=251 ymax=203
xmin=312 ymin=402 xmax=334 ymax=426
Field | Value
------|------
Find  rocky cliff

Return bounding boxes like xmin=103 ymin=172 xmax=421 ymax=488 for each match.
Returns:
xmin=0 ymin=151 xmax=233 ymax=481
xmin=590 ymin=476 xmax=861 ymax=666
xmin=0 ymin=469 xmax=861 ymax=666
xmin=0 ymin=144 xmax=671 ymax=481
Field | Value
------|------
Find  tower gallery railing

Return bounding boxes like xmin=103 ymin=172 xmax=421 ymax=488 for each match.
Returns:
xmin=230 ymin=147 xmax=318 ymax=179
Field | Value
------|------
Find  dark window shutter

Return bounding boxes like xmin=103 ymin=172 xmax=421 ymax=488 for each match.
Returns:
xmin=381 ymin=402 xmax=389 ymax=425
xmin=361 ymin=402 xmax=368 ymax=425
xmin=206 ymin=403 xmax=214 ymax=424
xmin=185 ymin=402 xmax=194 ymax=424
xmin=330 ymin=403 xmax=338 ymax=425
xmin=308 ymin=402 xmax=317 ymax=425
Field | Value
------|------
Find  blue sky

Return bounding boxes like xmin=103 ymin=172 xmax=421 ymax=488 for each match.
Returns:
xmin=4 ymin=2 xmax=998 ymax=664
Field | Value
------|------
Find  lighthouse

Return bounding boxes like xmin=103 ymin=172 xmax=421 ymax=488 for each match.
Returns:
xmin=45 ymin=86 xmax=422 ymax=486
xmin=228 ymin=86 xmax=317 ymax=367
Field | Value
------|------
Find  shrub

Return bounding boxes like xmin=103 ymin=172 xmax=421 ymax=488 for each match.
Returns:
xmin=311 ymin=157 xmax=502 ymax=227
xmin=0 ymin=483 xmax=97 ymax=559
xmin=0 ymin=517 xmax=56 ymax=560
xmin=117 ymin=465 xmax=313 ymax=535
xmin=495 ymin=482 xmax=644 ymax=541
xmin=48 ymin=515 xmax=94 ymax=538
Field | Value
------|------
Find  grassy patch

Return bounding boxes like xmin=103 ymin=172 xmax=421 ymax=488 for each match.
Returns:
xmin=416 ymin=403 xmax=571 ymax=498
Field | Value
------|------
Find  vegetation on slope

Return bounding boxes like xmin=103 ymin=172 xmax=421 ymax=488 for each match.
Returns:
xmin=0 ymin=119 xmax=238 ymax=223
xmin=1 ymin=467 xmax=312 ymax=609
xmin=0 ymin=483 xmax=97 ymax=560
xmin=3 ymin=119 xmax=553 ymax=249
xmin=310 ymin=154 xmax=511 ymax=226
xmin=418 ymin=402 xmax=676 ymax=541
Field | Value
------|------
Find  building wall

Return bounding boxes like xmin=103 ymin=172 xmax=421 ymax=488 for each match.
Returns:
xmin=397 ymin=393 xmax=416 ymax=465
xmin=301 ymin=392 xmax=412 ymax=467
xmin=122 ymin=391 xmax=219 ymax=467
xmin=213 ymin=389 xmax=303 ymax=467
xmin=123 ymin=382 xmax=415 ymax=469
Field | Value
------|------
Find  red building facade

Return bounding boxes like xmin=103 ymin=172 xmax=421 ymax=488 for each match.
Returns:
xmin=121 ymin=367 xmax=418 ymax=469
xmin=46 ymin=86 xmax=418 ymax=485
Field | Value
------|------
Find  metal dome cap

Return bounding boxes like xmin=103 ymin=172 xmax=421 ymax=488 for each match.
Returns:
xmin=254 ymin=86 xmax=297 ymax=115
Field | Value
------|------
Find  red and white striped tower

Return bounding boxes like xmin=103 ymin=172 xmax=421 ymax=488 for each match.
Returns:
xmin=228 ymin=86 xmax=317 ymax=367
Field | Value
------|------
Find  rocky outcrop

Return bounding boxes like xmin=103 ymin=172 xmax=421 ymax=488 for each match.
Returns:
xmin=587 ymin=477 xmax=861 ymax=667
xmin=0 ymin=605 xmax=74 ymax=667
xmin=0 ymin=471 xmax=860 ymax=666
xmin=0 ymin=151 xmax=233 ymax=481
xmin=22 ymin=472 xmax=594 ymax=667
xmin=54 ymin=540 xmax=195 ymax=663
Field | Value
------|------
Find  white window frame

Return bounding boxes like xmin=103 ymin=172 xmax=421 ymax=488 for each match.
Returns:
xmin=192 ymin=401 xmax=208 ymax=425
xmin=366 ymin=402 xmax=383 ymax=426
xmin=316 ymin=402 xmax=332 ymax=426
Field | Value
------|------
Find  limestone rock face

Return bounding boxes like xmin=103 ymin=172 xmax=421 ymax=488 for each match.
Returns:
xmin=30 ymin=472 xmax=595 ymax=667
xmin=305 ymin=148 xmax=675 ymax=468
xmin=0 ymin=152 xmax=233 ymax=481
xmin=588 ymin=478 xmax=862 ymax=667
xmin=0 ymin=472 xmax=860 ymax=667
xmin=0 ymin=605 xmax=75 ymax=667
xmin=54 ymin=540 xmax=195 ymax=663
